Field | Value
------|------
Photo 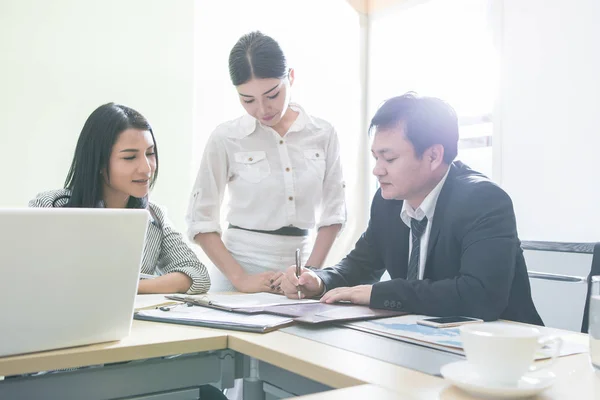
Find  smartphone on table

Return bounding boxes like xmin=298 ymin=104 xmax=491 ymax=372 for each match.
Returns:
xmin=417 ymin=316 xmax=483 ymax=328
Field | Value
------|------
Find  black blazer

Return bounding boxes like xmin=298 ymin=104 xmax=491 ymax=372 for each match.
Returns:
xmin=314 ymin=162 xmax=543 ymax=325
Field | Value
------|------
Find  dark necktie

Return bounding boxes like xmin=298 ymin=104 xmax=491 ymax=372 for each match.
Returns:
xmin=406 ymin=217 xmax=428 ymax=280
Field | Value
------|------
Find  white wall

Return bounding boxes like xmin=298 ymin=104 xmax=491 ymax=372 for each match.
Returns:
xmin=0 ymin=0 xmax=195 ymax=230
xmin=4 ymin=0 xmax=597 ymax=247
xmin=500 ymin=0 xmax=600 ymax=242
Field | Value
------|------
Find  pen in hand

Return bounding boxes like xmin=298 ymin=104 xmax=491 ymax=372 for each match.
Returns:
xmin=295 ymin=248 xmax=302 ymax=299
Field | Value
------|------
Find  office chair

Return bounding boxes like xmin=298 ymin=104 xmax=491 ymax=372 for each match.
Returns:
xmin=581 ymin=243 xmax=600 ymax=333
xmin=524 ymin=241 xmax=596 ymax=332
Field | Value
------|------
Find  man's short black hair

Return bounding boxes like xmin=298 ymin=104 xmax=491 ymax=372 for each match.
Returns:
xmin=369 ymin=92 xmax=459 ymax=163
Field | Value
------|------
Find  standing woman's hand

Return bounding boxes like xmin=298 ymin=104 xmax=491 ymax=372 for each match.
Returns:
xmin=231 ymin=271 xmax=283 ymax=294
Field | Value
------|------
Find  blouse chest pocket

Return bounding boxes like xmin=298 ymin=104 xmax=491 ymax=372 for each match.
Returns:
xmin=303 ymin=149 xmax=326 ymax=181
xmin=234 ymin=151 xmax=271 ymax=183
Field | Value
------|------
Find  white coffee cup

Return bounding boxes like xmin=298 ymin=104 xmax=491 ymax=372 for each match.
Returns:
xmin=460 ymin=322 xmax=562 ymax=385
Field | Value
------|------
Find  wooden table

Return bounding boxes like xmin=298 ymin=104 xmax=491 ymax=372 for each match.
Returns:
xmin=288 ymin=333 xmax=600 ymax=400
xmin=0 ymin=321 xmax=228 ymax=377
xmin=1 ymin=319 xmax=598 ymax=399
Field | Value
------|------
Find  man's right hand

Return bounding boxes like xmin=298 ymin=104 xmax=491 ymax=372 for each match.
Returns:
xmin=231 ymin=271 xmax=282 ymax=294
xmin=281 ymin=266 xmax=325 ymax=299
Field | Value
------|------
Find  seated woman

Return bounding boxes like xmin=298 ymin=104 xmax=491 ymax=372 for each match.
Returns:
xmin=22 ymin=103 xmax=225 ymax=399
xmin=30 ymin=102 xmax=210 ymax=295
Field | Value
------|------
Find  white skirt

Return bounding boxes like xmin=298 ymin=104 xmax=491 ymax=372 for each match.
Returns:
xmin=207 ymin=228 xmax=313 ymax=292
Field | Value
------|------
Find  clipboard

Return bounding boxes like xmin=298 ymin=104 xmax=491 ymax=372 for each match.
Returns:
xmin=166 ymin=294 xmax=406 ymax=324
xmin=261 ymin=302 xmax=407 ymax=324
xmin=165 ymin=293 xmax=319 ymax=314
xmin=134 ymin=303 xmax=294 ymax=333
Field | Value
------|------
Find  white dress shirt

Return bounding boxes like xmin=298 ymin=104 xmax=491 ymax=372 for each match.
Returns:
xmin=400 ymin=167 xmax=450 ymax=279
xmin=186 ymin=103 xmax=346 ymax=240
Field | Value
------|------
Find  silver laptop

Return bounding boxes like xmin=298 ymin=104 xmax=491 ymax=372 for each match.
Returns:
xmin=0 ymin=207 xmax=149 ymax=357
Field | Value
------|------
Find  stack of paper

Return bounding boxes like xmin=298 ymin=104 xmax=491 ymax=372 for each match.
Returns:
xmin=135 ymin=304 xmax=293 ymax=333
xmin=344 ymin=315 xmax=588 ymax=360
xmin=134 ymin=292 xmax=405 ymax=333
xmin=166 ymin=292 xmax=319 ymax=312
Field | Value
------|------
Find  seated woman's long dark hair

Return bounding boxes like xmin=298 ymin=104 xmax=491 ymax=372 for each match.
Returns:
xmin=55 ymin=103 xmax=159 ymax=209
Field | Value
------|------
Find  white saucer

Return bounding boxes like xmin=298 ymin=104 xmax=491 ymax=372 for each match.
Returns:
xmin=440 ymin=361 xmax=555 ymax=399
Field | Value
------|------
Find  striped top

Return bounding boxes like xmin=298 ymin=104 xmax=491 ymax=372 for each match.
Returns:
xmin=29 ymin=189 xmax=210 ymax=295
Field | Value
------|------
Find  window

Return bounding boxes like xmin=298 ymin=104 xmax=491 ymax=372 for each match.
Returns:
xmin=368 ymin=0 xmax=498 ymax=185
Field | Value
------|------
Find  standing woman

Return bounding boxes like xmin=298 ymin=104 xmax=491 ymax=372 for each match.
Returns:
xmin=30 ymin=103 xmax=211 ymax=295
xmin=187 ymin=31 xmax=346 ymax=293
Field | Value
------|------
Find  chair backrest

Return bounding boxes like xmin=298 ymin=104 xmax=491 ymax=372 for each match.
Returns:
xmin=523 ymin=241 xmax=595 ymax=332
xmin=581 ymin=243 xmax=600 ymax=333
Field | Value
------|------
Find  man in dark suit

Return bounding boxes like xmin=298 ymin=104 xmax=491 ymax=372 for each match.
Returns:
xmin=281 ymin=93 xmax=543 ymax=325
